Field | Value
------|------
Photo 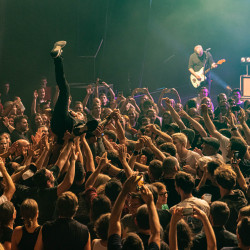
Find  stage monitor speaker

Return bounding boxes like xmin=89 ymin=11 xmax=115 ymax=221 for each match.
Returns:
xmin=240 ymin=75 xmax=250 ymax=97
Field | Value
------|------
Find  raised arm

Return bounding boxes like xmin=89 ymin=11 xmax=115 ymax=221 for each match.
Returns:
xmin=226 ymin=111 xmax=246 ymax=143
xmin=108 ymin=174 xmax=142 ymax=237
xmin=158 ymin=88 xmax=168 ymax=114
xmin=112 ymin=110 xmax=126 ymax=144
xmin=102 ymin=82 xmax=115 ymax=101
xmin=31 ymin=90 xmax=38 ymax=115
xmin=179 ymin=109 xmax=207 ymax=137
xmin=82 ymin=85 xmax=94 ymax=110
xmin=85 ymin=152 xmax=109 ymax=189
xmin=54 ymin=140 xmax=74 ymax=173
xmin=140 ymin=185 xmax=161 ymax=248
xmin=232 ymin=159 xmax=248 ymax=192
xmin=146 ymin=124 xmax=172 ymax=143
xmin=164 ymin=98 xmax=186 ymax=130
xmin=238 ymin=108 xmax=250 ymax=145
xmin=193 ymin=206 xmax=216 ymax=250
xmin=57 ymin=146 xmax=77 ymax=196
xmin=2 ymin=117 xmax=15 ymax=133
xmin=0 ymin=157 xmax=16 ymax=201
xmin=170 ymin=88 xmax=181 ymax=104
xmin=117 ymin=144 xmax=133 ymax=178
xmin=141 ymin=135 xmax=166 ymax=162
xmin=201 ymin=104 xmax=222 ymax=139
xmin=169 ymin=207 xmax=183 ymax=250
xmin=81 ymin=134 xmax=95 ymax=172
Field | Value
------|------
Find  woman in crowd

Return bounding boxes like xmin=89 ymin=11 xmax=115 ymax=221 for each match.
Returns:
xmin=11 ymin=199 xmax=40 ymax=250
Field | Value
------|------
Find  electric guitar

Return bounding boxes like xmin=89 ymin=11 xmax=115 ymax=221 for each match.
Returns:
xmin=190 ymin=59 xmax=226 ymax=88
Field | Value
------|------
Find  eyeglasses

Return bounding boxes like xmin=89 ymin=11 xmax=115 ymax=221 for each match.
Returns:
xmin=159 ymin=191 xmax=168 ymax=197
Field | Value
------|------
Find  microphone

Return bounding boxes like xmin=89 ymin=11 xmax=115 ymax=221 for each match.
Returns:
xmin=205 ymin=48 xmax=211 ymax=52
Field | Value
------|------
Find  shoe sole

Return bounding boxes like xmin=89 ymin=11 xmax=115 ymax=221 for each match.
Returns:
xmin=51 ymin=41 xmax=67 ymax=58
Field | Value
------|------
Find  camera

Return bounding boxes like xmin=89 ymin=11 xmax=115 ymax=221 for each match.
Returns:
xmin=233 ymin=151 xmax=239 ymax=164
xmin=182 ymin=207 xmax=193 ymax=216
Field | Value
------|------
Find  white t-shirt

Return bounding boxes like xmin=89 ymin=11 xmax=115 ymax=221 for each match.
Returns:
xmin=178 ymin=150 xmax=201 ymax=176
xmin=0 ymin=194 xmax=7 ymax=205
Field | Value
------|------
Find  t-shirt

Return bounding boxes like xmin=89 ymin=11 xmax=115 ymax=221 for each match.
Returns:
xmin=188 ymin=52 xmax=214 ymax=72
xmin=0 ymin=226 xmax=12 ymax=244
xmin=42 ymin=218 xmax=89 ymax=250
xmin=191 ymin=226 xmax=238 ymax=250
xmin=170 ymin=196 xmax=210 ymax=234
xmin=0 ymin=194 xmax=7 ymax=205
xmin=220 ymin=189 xmax=248 ymax=233
xmin=108 ymin=234 xmax=159 ymax=250
xmin=178 ymin=150 xmax=201 ymax=177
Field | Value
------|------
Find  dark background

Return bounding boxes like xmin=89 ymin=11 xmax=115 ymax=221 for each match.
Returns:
xmin=0 ymin=0 xmax=250 ymax=106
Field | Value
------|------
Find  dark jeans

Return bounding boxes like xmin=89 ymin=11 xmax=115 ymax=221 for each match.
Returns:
xmin=51 ymin=57 xmax=74 ymax=143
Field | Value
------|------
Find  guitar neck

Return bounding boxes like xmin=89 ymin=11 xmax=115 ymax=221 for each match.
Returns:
xmin=204 ymin=67 xmax=212 ymax=75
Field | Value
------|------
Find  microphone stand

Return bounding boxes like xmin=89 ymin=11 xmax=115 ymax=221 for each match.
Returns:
xmin=203 ymin=49 xmax=211 ymax=96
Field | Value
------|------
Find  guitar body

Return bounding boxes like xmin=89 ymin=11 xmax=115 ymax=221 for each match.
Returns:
xmin=190 ymin=59 xmax=226 ymax=88
xmin=190 ymin=67 xmax=207 ymax=88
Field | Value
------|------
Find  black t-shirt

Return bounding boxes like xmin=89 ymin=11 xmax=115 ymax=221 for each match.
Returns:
xmin=42 ymin=218 xmax=89 ymax=250
xmin=0 ymin=226 xmax=12 ymax=244
xmin=10 ymin=129 xmax=30 ymax=143
xmin=188 ymin=52 xmax=214 ymax=72
xmin=14 ymin=165 xmax=60 ymax=225
xmin=18 ymin=226 xmax=41 ymax=250
xmin=194 ymin=180 xmax=221 ymax=202
xmin=191 ymin=226 xmax=238 ymax=250
xmin=108 ymin=234 xmax=159 ymax=250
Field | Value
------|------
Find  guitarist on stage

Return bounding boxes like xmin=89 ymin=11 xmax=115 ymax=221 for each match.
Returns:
xmin=188 ymin=45 xmax=217 ymax=94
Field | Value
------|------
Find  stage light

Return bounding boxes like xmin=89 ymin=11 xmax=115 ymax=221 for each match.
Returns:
xmin=241 ymin=57 xmax=250 ymax=76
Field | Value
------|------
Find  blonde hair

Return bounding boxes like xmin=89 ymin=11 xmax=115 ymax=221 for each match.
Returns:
xmin=93 ymin=174 xmax=111 ymax=189
xmin=172 ymin=133 xmax=187 ymax=148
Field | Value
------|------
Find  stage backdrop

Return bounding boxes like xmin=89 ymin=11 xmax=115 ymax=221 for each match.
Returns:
xmin=0 ymin=0 xmax=250 ymax=106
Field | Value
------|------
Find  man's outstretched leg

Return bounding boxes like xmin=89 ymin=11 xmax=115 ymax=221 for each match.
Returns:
xmin=50 ymin=41 xmax=74 ymax=143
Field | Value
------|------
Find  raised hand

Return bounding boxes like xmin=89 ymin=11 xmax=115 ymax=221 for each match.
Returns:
xmin=192 ymin=206 xmax=207 ymax=221
xmin=238 ymin=108 xmax=246 ymax=125
xmin=123 ymin=173 xmax=142 ymax=193
xmin=140 ymin=185 xmax=154 ymax=205
xmin=194 ymin=147 xmax=203 ymax=156
xmin=71 ymin=145 xmax=79 ymax=161
xmin=178 ymin=109 xmax=189 ymax=118
xmin=146 ymin=124 xmax=157 ymax=133
xmin=2 ymin=117 xmax=10 ymax=128
xmin=8 ymin=142 xmax=18 ymax=155
xmin=98 ymin=152 xmax=110 ymax=168
xmin=141 ymin=135 xmax=154 ymax=148
xmin=93 ymin=124 xmax=104 ymax=138
xmin=163 ymin=97 xmax=171 ymax=106
xmin=33 ymin=90 xmax=38 ymax=99
xmin=171 ymin=207 xmax=184 ymax=224
xmin=134 ymin=138 xmax=144 ymax=151
xmin=200 ymin=104 xmax=208 ymax=114
xmin=86 ymin=85 xmax=94 ymax=95
xmin=118 ymin=144 xmax=127 ymax=161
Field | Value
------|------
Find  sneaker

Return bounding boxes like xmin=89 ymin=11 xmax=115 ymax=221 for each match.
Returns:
xmin=50 ymin=41 xmax=67 ymax=58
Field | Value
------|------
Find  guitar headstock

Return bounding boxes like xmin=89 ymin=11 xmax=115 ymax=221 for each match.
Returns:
xmin=217 ymin=59 xmax=226 ymax=65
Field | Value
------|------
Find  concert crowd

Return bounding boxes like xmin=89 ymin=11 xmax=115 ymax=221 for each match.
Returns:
xmin=0 ymin=42 xmax=250 ymax=250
